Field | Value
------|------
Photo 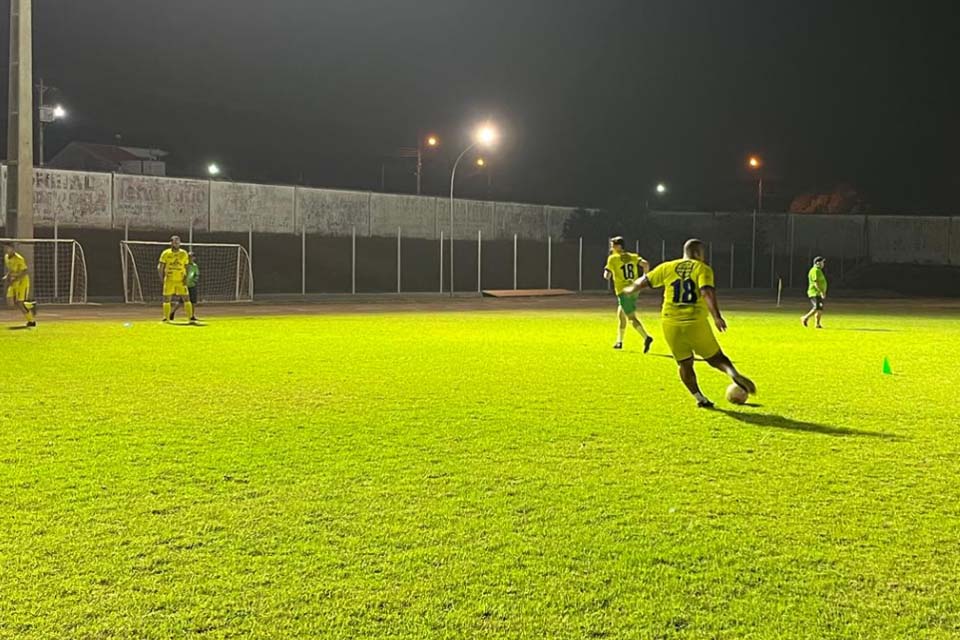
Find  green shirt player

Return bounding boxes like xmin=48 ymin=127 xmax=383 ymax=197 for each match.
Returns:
xmin=801 ymin=256 xmax=827 ymax=329
xmin=171 ymin=252 xmax=200 ymax=323
xmin=603 ymin=236 xmax=654 ymax=353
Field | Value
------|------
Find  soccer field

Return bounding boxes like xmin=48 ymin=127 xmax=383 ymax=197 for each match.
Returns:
xmin=2 ymin=301 xmax=959 ymax=639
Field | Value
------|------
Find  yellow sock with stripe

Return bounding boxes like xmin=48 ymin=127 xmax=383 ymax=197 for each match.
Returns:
xmin=163 ymin=302 xmax=171 ymax=319
xmin=185 ymin=302 xmax=194 ymax=319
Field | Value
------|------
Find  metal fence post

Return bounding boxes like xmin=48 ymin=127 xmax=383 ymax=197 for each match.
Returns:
xmin=440 ymin=230 xmax=444 ymax=294
xmin=547 ymin=235 xmax=552 ymax=290
xmin=751 ymin=210 xmax=757 ymax=288
xmin=397 ymin=227 xmax=402 ymax=294
xmin=578 ymin=237 xmax=583 ymax=292
xmin=53 ymin=218 xmax=59 ymax=302
xmin=248 ymin=224 xmax=253 ymax=267
xmin=789 ymin=214 xmax=796 ymax=288
xmin=301 ymin=224 xmax=306 ymax=297
xmin=770 ymin=243 xmax=776 ymax=288
xmin=513 ymin=233 xmax=518 ymax=290
xmin=709 ymin=241 xmax=713 ymax=265
xmin=188 ymin=219 xmax=194 ymax=250
xmin=661 ymin=239 xmax=666 ymax=262
xmin=477 ymin=228 xmax=482 ymax=293
xmin=635 ymin=239 xmax=639 ymax=254
xmin=124 ymin=218 xmax=129 ymax=242
xmin=351 ymin=225 xmax=356 ymax=295
xmin=730 ymin=243 xmax=735 ymax=289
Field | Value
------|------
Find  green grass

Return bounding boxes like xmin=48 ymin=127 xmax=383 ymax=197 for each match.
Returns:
xmin=2 ymin=305 xmax=959 ymax=639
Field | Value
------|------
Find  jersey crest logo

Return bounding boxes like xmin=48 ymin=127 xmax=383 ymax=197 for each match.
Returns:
xmin=674 ymin=261 xmax=694 ymax=279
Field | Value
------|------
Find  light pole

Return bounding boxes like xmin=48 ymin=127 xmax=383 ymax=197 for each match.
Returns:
xmin=747 ymin=155 xmax=763 ymax=288
xmin=37 ymin=79 xmax=66 ymax=167
xmin=449 ymin=124 xmax=498 ymax=295
xmin=748 ymin=155 xmax=763 ymax=212
xmin=416 ymin=134 xmax=439 ymax=195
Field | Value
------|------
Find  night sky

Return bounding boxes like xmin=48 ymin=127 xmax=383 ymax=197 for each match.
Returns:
xmin=3 ymin=0 xmax=958 ymax=212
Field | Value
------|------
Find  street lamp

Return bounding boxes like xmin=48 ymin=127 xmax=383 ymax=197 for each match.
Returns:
xmin=655 ymin=182 xmax=667 ymax=195
xmin=747 ymin=155 xmax=763 ymax=212
xmin=207 ymin=163 xmax=221 ymax=177
xmin=416 ymin=134 xmax=440 ymax=195
xmin=747 ymin=155 xmax=763 ymax=289
xmin=449 ymin=123 xmax=499 ymax=295
xmin=475 ymin=157 xmax=486 ymax=167
xmin=37 ymin=76 xmax=68 ymax=167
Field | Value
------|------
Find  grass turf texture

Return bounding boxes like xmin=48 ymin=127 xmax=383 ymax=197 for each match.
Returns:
xmin=2 ymin=307 xmax=959 ymax=639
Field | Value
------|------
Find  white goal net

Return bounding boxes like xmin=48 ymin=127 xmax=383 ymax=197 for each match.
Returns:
xmin=120 ymin=240 xmax=253 ymax=303
xmin=1 ymin=237 xmax=88 ymax=303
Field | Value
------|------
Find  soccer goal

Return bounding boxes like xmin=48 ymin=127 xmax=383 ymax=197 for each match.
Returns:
xmin=1 ymin=237 xmax=88 ymax=304
xmin=120 ymin=240 xmax=253 ymax=303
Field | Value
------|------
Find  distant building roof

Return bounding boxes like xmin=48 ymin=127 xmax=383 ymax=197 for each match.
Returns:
xmin=60 ymin=142 xmax=168 ymax=164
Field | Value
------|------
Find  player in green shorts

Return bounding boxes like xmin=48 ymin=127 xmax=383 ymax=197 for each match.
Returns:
xmin=801 ymin=256 xmax=827 ymax=329
xmin=603 ymin=236 xmax=654 ymax=353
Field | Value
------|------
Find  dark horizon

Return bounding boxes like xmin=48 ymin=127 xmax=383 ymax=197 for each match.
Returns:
xmin=3 ymin=0 xmax=958 ymax=213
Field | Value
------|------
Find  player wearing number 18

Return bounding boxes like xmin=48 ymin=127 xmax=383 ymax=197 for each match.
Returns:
xmin=157 ymin=235 xmax=194 ymax=323
xmin=622 ymin=238 xmax=756 ymax=408
xmin=603 ymin=236 xmax=653 ymax=353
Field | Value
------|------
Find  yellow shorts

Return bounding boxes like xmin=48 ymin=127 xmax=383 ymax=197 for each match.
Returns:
xmin=163 ymin=280 xmax=188 ymax=297
xmin=6 ymin=276 xmax=30 ymax=302
xmin=662 ymin=319 xmax=721 ymax=362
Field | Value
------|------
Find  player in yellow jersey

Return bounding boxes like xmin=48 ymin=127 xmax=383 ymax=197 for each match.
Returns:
xmin=3 ymin=242 xmax=38 ymax=327
xmin=603 ymin=236 xmax=653 ymax=353
xmin=623 ymin=238 xmax=756 ymax=408
xmin=157 ymin=235 xmax=194 ymax=323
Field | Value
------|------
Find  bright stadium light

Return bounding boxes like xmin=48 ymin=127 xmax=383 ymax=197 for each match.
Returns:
xmin=207 ymin=163 xmax=221 ymax=177
xmin=475 ymin=124 xmax=498 ymax=147
xmin=52 ymin=104 xmax=67 ymax=119
xmin=656 ymin=183 xmax=667 ymax=195
xmin=476 ymin=157 xmax=486 ymax=167
xmin=426 ymin=135 xmax=439 ymax=147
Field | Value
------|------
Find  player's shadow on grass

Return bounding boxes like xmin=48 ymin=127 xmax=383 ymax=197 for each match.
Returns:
xmin=714 ymin=408 xmax=901 ymax=440
xmin=7 ymin=325 xmax=31 ymax=331
xmin=833 ymin=328 xmax=897 ymax=333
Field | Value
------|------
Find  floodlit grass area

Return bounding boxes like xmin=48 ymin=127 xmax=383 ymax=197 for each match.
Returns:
xmin=2 ymin=305 xmax=959 ymax=639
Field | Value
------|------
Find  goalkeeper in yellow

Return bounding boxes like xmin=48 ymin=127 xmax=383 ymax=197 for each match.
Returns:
xmin=157 ymin=235 xmax=193 ymax=322
xmin=603 ymin=236 xmax=653 ymax=353
xmin=3 ymin=242 xmax=37 ymax=327
xmin=622 ymin=238 xmax=756 ymax=408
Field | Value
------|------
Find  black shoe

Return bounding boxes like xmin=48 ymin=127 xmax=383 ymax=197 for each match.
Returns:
xmin=697 ymin=399 xmax=715 ymax=409
xmin=613 ymin=342 xmax=623 ymax=350
xmin=189 ymin=317 xmax=198 ymax=324
xmin=643 ymin=336 xmax=654 ymax=354
xmin=26 ymin=321 xmax=36 ymax=328
xmin=170 ymin=310 xmax=177 ymax=320
xmin=733 ymin=373 xmax=757 ymax=396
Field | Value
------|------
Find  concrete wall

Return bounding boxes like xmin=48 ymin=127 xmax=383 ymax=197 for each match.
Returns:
xmin=868 ymin=216 xmax=952 ymax=264
xmin=1 ymin=166 xmax=578 ymax=240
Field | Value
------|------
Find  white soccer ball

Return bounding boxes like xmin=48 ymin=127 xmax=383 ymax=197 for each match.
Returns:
xmin=726 ymin=383 xmax=748 ymax=405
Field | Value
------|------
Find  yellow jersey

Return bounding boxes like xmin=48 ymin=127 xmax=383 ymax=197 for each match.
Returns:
xmin=3 ymin=252 xmax=28 ymax=277
xmin=645 ymin=258 xmax=715 ymax=322
xmin=159 ymin=248 xmax=190 ymax=282
xmin=605 ymin=251 xmax=644 ymax=295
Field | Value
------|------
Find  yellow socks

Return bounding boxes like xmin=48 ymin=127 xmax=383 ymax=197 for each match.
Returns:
xmin=163 ymin=302 xmax=171 ymax=319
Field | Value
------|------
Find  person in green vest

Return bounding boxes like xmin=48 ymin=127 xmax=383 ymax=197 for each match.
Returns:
xmin=801 ymin=256 xmax=827 ymax=329
xmin=171 ymin=252 xmax=200 ymax=323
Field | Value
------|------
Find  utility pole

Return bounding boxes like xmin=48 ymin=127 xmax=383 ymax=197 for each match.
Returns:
xmin=6 ymin=0 xmax=34 ymax=240
xmin=36 ymin=76 xmax=48 ymax=166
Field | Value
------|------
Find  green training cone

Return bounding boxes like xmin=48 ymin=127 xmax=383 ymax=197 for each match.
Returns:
xmin=882 ymin=357 xmax=893 ymax=375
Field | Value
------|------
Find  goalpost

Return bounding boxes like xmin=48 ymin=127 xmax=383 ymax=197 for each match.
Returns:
xmin=0 ymin=238 xmax=88 ymax=304
xmin=120 ymin=240 xmax=253 ymax=303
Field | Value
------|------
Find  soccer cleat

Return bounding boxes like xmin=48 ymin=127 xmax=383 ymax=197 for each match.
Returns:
xmin=612 ymin=342 xmax=623 ymax=350
xmin=189 ymin=317 xmax=198 ymax=324
xmin=170 ymin=309 xmax=177 ymax=320
xmin=816 ymin=324 xmax=823 ymax=329
xmin=643 ymin=336 xmax=654 ymax=354
xmin=732 ymin=373 xmax=757 ymax=396
xmin=697 ymin=399 xmax=715 ymax=409
xmin=801 ymin=316 xmax=809 ymax=327
xmin=26 ymin=321 xmax=36 ymax=328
